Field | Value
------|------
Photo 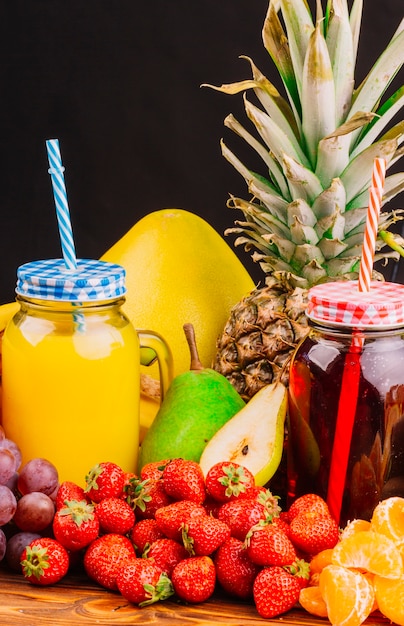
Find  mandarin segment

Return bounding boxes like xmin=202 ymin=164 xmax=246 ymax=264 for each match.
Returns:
xmin=370 ymin=496 xmax=404 ymax=549
xmin=374 ymin=574 xmax=404 ymax=626
xmin=332 ymin=530 xmax=403 ymax=578
xmin=299 ymin=585 xmax=328 ymax=618
xmin=319 ymin=564 xmax=375 ymax=626
xmin=340 ymin=519 xmax=372 ymax=541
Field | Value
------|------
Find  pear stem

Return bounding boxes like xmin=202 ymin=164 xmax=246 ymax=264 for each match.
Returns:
xmin=183 ymin=323 xmax=204 ymax=371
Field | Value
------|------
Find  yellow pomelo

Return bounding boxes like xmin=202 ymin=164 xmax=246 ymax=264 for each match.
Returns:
xmin=101 ymin=208 xmax=255 ymax=379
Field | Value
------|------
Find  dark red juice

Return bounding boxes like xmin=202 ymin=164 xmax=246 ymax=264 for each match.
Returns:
xmin=288 ymin=327 xmax=404 ymax=526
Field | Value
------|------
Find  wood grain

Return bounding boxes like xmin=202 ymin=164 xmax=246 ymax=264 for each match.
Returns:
xmin=0 ymin=568 xmax=391 ymax=626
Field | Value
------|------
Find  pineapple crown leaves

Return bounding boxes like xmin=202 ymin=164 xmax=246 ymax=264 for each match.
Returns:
xmin=58 ymin=499 xmax=95 ymax=525
xmin=21 ymin=545 xmax=50 ymax=580
xmin=139 ymin=573 xmax=175 ymax=607
xmin=203 ymin=0 xmax=404 ymax=286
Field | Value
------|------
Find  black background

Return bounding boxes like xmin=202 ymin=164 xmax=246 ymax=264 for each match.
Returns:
xmin=0 ymin=1 xmax=403 ymax=303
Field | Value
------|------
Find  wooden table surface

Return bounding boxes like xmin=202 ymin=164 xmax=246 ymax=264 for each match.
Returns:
xmin=0 ymin=567 xmax=394 ymax=626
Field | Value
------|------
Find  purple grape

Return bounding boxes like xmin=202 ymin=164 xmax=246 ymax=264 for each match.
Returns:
xmin=0 ymin=439 xmax=22 ymax=472
xmin=0 ymin=448 xmax=18 ymax=485
xmin=18 ymin=458 xmax=59 ymax=496
xmin=6 ymin=531 xmax=41 ymax=571
xmin=0 ymin=484 xmax=17 ymax=525
xmin=13 ymin=491 xmax=55 ymax=532
xmin=0 ymin=528 xmax=6 ymax=561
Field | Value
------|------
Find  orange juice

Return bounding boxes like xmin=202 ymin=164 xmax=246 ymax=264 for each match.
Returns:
xmin=2 ymin=298 xmax=140 ymax=485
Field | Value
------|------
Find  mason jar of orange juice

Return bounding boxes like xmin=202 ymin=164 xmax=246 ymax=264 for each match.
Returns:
xmin=1 ymin=258 xmax=169 ymax=485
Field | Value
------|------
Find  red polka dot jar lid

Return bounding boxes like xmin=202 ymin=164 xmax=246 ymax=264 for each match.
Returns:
xmin=307 ymin=281 xmax=404 ymax=329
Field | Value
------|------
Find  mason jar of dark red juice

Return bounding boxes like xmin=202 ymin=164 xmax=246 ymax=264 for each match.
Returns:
xmin=287 ymin=280 xmax=404 ymax=526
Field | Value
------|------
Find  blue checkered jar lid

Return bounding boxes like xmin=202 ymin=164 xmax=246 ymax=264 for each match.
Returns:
xmin=16 ymin=258 xmax=126 ymax=302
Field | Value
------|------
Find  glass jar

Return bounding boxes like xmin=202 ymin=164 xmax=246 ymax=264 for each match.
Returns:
xmin=1 ymin=258 xmax=170 ymax=484
xmin=287 ymin=280 xmax=404 ymax=526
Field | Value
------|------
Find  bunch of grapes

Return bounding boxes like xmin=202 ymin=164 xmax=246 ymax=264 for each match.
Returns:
xmin=0 ymin=425 xmax=59 ymax=570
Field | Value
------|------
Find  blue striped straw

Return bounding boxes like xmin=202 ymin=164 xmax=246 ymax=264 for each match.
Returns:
xmin=46 ymin=139 xmax=77 ymax=270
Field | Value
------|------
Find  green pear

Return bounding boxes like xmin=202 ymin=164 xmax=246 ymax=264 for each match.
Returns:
xmin=199 ymin=382 xmax=288 ymax=486
xmin=138 ymin=324 xmax=245 ymax=470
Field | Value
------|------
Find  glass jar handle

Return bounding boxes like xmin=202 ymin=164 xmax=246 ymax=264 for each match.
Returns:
xmin=138 ymin=330 xmax=173 ymax=400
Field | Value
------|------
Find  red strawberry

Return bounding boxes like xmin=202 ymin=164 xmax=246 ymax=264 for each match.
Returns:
xmin=182 ymin=515 xmax=231 ymax=556
xmin=218 ymin=498 xmax=269 ymax=541
xmin=205 ymin=462 xmax=255 ymax=503
xmin=84 ymin=462 xmax=125 ymax=503
xmin=53 ymin=499 xmax=99 ymax=551
xmin=96 ymin=497 xmax=135 ymax=535
xmin=84 ymin=533 xmax=136 ymax=590
xmin=214 ymin=536 xmax=261 ymax=599
xmin=121 ymin=471 xmax=137 ymax=498
xmin=287 ymin=493 xmax=331 ymax=521
xmin=246 ymin=523 xmax=297 ymax=567
xmin=145 ymin=538 xmax=189 ymax=576
xmin=140 ymin=459 xmax=170 ymax=481
xmin=116 ymin=558 xmax=174 ymax=606
xmin=253 ymin=566 xmax=301 ymax=618
xmin=55 ymin=481 xmax=89 ymax=511
xmin=125 ymin=477 xmax=172 ymax=519
xmin=20 ymin=537 xmax=69 ymax=586
xmin=162 ymin=458 xmax=206 ymax=504
xmin=288 ymin=511 xmax=339 ymax=555
xmin=154 ymin=500 xmax=206 ymax=542
xmin=172 ymin=555 xmax=216 ymax=603
xmin=131 ymin=518 xmax=165 ymax=554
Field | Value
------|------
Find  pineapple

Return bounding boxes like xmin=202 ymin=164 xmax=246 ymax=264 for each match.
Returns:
xmin=206 ymin=0 xmax=404 ymax=400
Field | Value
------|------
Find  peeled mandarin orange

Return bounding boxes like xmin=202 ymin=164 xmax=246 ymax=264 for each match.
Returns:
xmin=374 ymin=574 xmax=404 ymax=625
xmin=299 ymin=585 xmax=328 ymax=618
xmin=340 ymin=519 xmax=371 ymax=540
xmin=319 ymin=564 xmax=375 ymax=626
xmin=332 ymin=530 xmax=403 ymax=578
xmin=370 ymin=496 xmax=404 ymax=549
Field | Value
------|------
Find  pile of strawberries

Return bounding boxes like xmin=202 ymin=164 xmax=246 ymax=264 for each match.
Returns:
xmin=19 ymin=458 xmax=340 ymax=618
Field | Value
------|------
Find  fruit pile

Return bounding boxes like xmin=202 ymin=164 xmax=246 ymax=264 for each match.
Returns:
xmin=2 ymin=430 xmax=404 ymax=625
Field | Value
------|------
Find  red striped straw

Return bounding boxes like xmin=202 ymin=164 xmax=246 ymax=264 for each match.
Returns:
xmin=327 ymin=157 xmax=387 ymax=523
xmin=358 ymin=158 xmax=387 ymax=292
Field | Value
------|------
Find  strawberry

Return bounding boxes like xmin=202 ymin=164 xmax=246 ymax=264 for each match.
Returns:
xmin=162 ymin=458 xmax=206 ymax=504
xmin=131 ymin=518 xmax=165 ymax=554
xmin=125 ymin=477 xmax=172 ymax=520
xmin=214 ymin=536 xmax=261 ymax=599
xmin=218 ymin=498 xmax=269 ymax=541
xmin=116 ymin=558 xmax=174 ymax=606
xmin=84 ymin=533 xmax=136 ymax=590
xmin=287 ymin=493 xmax=331 ymax=521
xmin=21 ymin=537 xmax=69 ymax=586
xmin=182 ymin=514 xmax=231 ymax=556
xmin=145 ymin=538 xmax=189 ymax=576
xmin=253 ymin=566 xmax=301 ymax=618
xmin=55 ymin=481 xmax=89 ymax=511
xmin=96 ymin=497 xmax=135 ymax=535
xmin=172 ymin=555 xmax=216 ymax=603
xmin=205 ymin=462 xmax=255 ymax=503
xmin=246 ymin=522 xmax=297 ymax=567
xmin=154 ymin=500 xmax=206 ymax=542
xmin=288 ymin=511 xmax=339 ymax=555
xmin=84 ymin=462 xmax=125 ymax=503
xmin=53 ymin=499 xmax=100 ymax=551
xmin=140 ymin=459 xmax=170 ymax=481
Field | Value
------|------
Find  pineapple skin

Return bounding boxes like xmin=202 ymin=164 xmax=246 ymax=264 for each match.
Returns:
xmin=214 ymin=273 xmax=309 ymax=400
